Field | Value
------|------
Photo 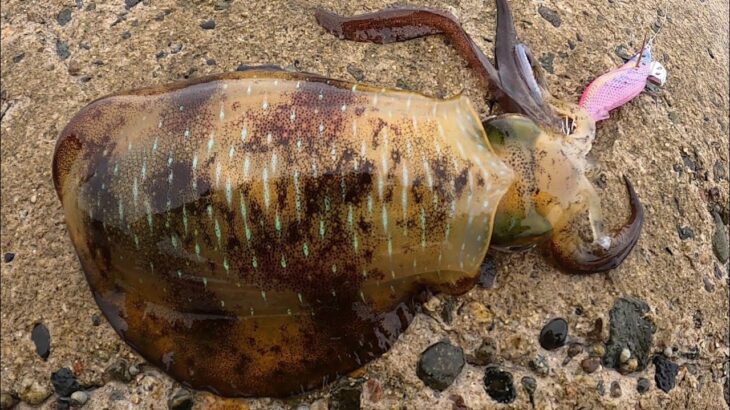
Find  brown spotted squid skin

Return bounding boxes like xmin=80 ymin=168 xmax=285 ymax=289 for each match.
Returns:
xmin=52 ymin=70 xmax=513 ymax=397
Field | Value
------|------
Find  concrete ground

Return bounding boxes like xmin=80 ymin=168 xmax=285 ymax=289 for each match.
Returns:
xmin=1 ymin=0 xmax=728 ymax=408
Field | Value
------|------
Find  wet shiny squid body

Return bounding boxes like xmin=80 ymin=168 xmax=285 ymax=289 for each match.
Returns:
xmin=52 ymin=70 xmax=514 ymax=396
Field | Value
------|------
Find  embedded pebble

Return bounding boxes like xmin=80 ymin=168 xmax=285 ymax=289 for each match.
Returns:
xmin=604 ymin=297 xmax=653 ymax=371
xmin=712 ymin=212 xmax=729 ymax=263
xmin=521 ymin=376 xmax=536 ymax=406
xmin=346 ymin=65 xmax=365 ymax=81
xmin=168 ymin=388 xmax=193 ymax=410
xmin=539 ymin=318 xmax=568 ymax=350
xmin=653 ymin=354 xmax=678 ymax=393
xmin=70 ymin=390 xmax=88 ymax=405
xmin=529 ymin=354 xmax=549 ymax=377
xmin=678 ymin=226 xmax=694 ymax=240
xmin=206 ymin=58 xmax=217 ymax=66
xmin=467 ymin=338 xmax=499 ymax=366
xmin=619 ymin=348 xmax=631 ymax=363
xmin=3 ymin=253 xmax=14 ymax=263
xmin=610 ymin=381 xmax=622 ymax=398
xmin=125 ymin=0 xmax=141 ymax=9
xmin=567 ymin=343 xmax=583 ymax=358
xmin=200 ymin=20 xmax=216 ymax=30
xmin=31 ymin=323 xmax=50 ymax=360
xmin=636 ymin=378 xmax=651 ymax=394
xmin=483 ymin=366 xmax=516 ymax=404
xmin=18 ymin=378 xmax=52 ymax=405
xmin=56 ymin=39 xmax=71 ymax=60
xmin=57 ymin=8 xmax=72 ymax=26
xmin=620 ymin=357 xmax=638 ymax=374
xmin=477 ymin=256 xmax=497 ymax=288
xmin=596 ymin=380 xmax=606 ymax=396
xmin=416 ymin=341 xmax=465 ymax=391
xmin=91 ymin=314 xmax=101 ymax=326
xmin=104 ymin=359 xmax=132 ymax=383
xmin=50 ymin=368 xmax=80 ymax=397
xmin=581 ymin=357 xmax=601 ymax=374
xmin=538 ymin=5 xmax=562 ymax=27
xmin=329 ymin=383 xmax=362 ymax=410
xmin=1 ymin=392 xmax=17 ymax=409
xmin=590 ymin=343 xmax=606 ymax=357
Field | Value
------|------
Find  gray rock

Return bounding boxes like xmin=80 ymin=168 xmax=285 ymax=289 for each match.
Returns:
xmin=57 ymin=8 xmax=72 ymax=26
xmin=581 ymin=357 xmax=601 ymax=374
xmin=539 ymin=53 xmax=555 ymax=74
xmin=483 ymin=366 xmax=516 ymax=404
xmin=56 ymin=39 xmax=71 ymax=60
xmin=603 ymin=297 xmax=654 ymax=371
xmin=346 ymin=65 xmax=364 ymax=82
xmin=712 ymin=212 xmax=729 ymax=263
xmin=637 ymin=378 xmax=651 ymax=394
xmin=200 ymin=20 xmax=216 ymax=30
xmin=653 ymin=354 xmax=678 ymax=393
xmin=538 ymin=6 xmax=562 ymax=28
xmin=329 ymin=383 xmax=362 ymax=410
xmin=70 ymin=390 xmax=88 ymax=405
xmin=610 ymin=381 xmax=622 ymax=398
xmin=521 ymin=376 xmax=536 ymax=407
xmin=416 ymin=341 xmax=465 ymax=391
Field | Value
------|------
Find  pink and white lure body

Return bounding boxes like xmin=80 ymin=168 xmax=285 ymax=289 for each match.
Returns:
xmin=579 ymin=44 xmax=667 ymax=122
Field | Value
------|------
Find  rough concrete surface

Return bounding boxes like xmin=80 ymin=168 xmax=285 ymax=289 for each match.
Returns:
xmin=1 ymin=0 xmax=728 ymax=408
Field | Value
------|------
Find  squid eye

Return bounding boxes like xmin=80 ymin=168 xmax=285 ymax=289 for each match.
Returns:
xmin=483 ymin=114 xmax=541 ymax=149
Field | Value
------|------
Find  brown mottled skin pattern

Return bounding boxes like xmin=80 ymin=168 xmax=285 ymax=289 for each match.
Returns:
xmin=52 ymin=69 xmax=511 ymax=396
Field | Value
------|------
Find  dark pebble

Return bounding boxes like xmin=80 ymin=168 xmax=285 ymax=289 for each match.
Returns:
xmin=91 ymin=314 xmax=101 ymax=326
xmin=31 ymin=323 xmax=51 ymax=360
xmin=121 ymin=31 xmax=131 ymax=40
xmin=539 ymin=318 xmax=568 ymax=350
xmin=637 ymin=377 xmax=651 ymax=394
xmin=80 ymin=75 xmax=92 ymax=83
xmin=3 ymin=252 xmax=15 ymax=263
xmin=538 ymin=5 xmax=562 ymax=28
xmin=51 ymin=368 xmax=80 ymax=397
xmin=168 ymin=388 xmax=193 ymax=410
xmin=125 ymin=0 xmax=140 ymax=9
xmin=567 ymin=39 xmax=576 ymax=50
xmin=206 ymin=59 xmax=217 ymax=66
xmin=200 ymin=20 xmax=216 ymax=30
xmin=581 ymin=357 xmax=601 ymax=374
xmin=538 ymin=53 xmax=555 ymax=74
xmin=483 ymin=366 xmax=516 ymax=404
xmin=521 ymin=376 xmax=536 ymax=406
xmin=653 ymin=354 xmax=678 ymax=393
xmin=56 ymin=397 xmax=71 ymax=410
xmin=440 ymin=296 xmax=457 ymax=324
xmin=13 ymin=53 xmax=25 ymax=63
xmin=467 ymin=338 xmax=498 ymax=366
xmin=329 ymin=383 xmax=362 ymax=410
xmin=677 ymin=226 xmax=694 ymax=240
xmin=346 ymin=64 xmax=364 ymax=81
xmin=57 ymin=8 xmax=73 ymax=26
xmin=56 ymin=39 xmax=71 ymax=60
xmin=596 ymin=380 xmax=606 ymax=396
xmin=704 ymin=277 xmax=715 ymax=292
xmin=712 ymin=212 xmax=729 ymax=263
xmin=610 ymin=381 xmax=622 ymax=398
xmin=416 ymin=341 xmax=465 ymax=391
xmin=155 ymin=51 xmax=167 ymax=60
xmin=477 ymin=256 xmax=497 ymax=288
xmin=603 ymin=297 xmax=654 ymax=371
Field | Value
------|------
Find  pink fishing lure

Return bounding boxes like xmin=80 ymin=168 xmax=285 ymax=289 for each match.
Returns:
xmin=579 ymin=44 xmax=667 ymax=122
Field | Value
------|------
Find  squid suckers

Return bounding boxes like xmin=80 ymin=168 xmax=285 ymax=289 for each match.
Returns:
xmin=52 ymin=70 xmax=513 ymax=397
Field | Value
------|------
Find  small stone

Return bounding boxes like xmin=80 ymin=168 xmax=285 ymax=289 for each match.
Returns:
xmin=678 ymin=226 xmax=694 ymax=240
xmin=468 ymin=338 xmax=498 ymax=366
xmin=477 ymin=256 xmax=497 ymax=288
xmin=619 ymin=348 xmax=631 ymax=363
xmin=346 ymin=65 xmax=364 ymax=81
xmin=603 ymin=297 xmax=653 ymax=371
xmin=529 ymin=355 xmax=549 ymax=377
xmin=56 ymin=39 xmax=71 ymax=60
xmin=70 ymin=390 xmax=88 ymax=405
xmin=538 ymin=5 xmax=562 ymax=28
xmin=329 ymin=383 xmax=362 ymax=410
xmin=636 ymin=378 xmax=651 ymax=394
xmin=19 ymin=378 xmax=52 ymax=405
xmin=483 ymin=366 xmax=516 ymax=404
xmin=581 ymin=357 xmax=601 ymax=374
xmin=596 ymin=380 xmax=606 ymax=396
xmin=416 ymin=341 xmax=465 ymax=391
xmin=57 ymin=8 xmax=72 ymax=26
xmin=56 ymin=397 xmax=71 ymax=410
xmin=214 ymin=0 xmax=231 ymax=11
xmin=619 ymin=357 xmax=638 ymax=374
xmin=168 ymin=388 xmax=193 ymax=410
xmin=3 ymin=253 xmax=14 ymax=263
xmin=121 ymin=31 xmax=131 ymax=40
xmin=31 ymin=323 xmax=50 ymax=360
xmin=539 ymin=318 xmax=568 ymax=350
xmin=653 ymin=354 xmax=678 ymax=393
xmin=610 ymin=381 xmax=622 ymax=398
xmin=712 ymin=213 xmax=729 ymax=263
xmin=200 ymin=20 xmax=216 ymax=30
xmin=590 ymin=343 xmax=606 ymax=357
xmin=714 ymin=160 xmax=727 ymax=182
xmin=615 ymin=45 xmax=632 ymax=61
xmin=704 ymin=277 xmax=715 ymax=293
xmin=125 ymin=0 xmax=140 ymax=9
xmin=155 ymin=51 xmax=167 ymax=60
xmin=206 ymin=59 xmax=217 ymax=66
xmin=521 ymin=376 xmax=536 ymax=406
xmin=567 ymin=343 xmax=583 ymax=358
xmin=538 ymin=53 xmax=555 ymax=74
xmin=440 ymin=296 xmax=457 ymax=324
xmin=68 ymin=60 xmax=82 ymax=76
xmin=91 ymin=314 xmax=101 ymax=326
xmin=51 ymin=368 xmax=80 ymax=397
xmin=1 ymin=392 xmax=17 ymax=409
xmin=12 ymin=53 xmax=24 ymax=63
xmin=567 ymin=39 xmax=576 ymax=50
xmin=104 ymin=359 xmax=132 ymax=383
xmin=128 ymin=364 xmax=140 ymax=377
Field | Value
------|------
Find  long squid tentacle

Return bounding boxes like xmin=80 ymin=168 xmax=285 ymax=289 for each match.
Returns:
xmin=548 ymin=176 xmax=644 ymax=273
